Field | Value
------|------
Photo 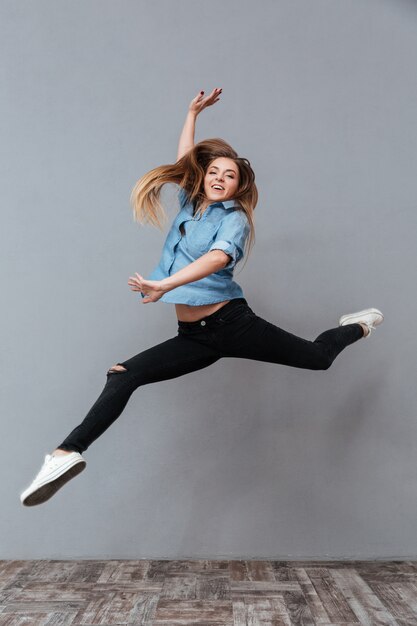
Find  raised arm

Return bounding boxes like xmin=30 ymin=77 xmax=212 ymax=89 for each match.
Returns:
xmin=176 ymin=110 xmax=197 ymax=162
xmin=176 ymin=88 xmax=222 ymax=162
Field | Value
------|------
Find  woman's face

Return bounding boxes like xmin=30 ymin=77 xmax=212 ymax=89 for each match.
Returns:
xmin=203 ymin=157 xmax=239 ymax=204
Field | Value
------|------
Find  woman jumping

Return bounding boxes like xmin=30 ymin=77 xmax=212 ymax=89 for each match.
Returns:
xmin=20 ymin=88 xmax=384 ymax=506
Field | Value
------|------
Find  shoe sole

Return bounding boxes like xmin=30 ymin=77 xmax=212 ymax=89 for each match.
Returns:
xmin=339 ymin=308 xmax=384 ymax=327
xmin=21 ymin=459 xmax=86 ymax=506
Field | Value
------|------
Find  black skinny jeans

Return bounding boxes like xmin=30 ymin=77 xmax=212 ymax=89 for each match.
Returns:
xmin=57 ymin=298 xmax=364 ymax=454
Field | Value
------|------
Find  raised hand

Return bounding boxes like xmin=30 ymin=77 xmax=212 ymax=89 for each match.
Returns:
xmin=189 ymin=88 xmax=222 ymax=116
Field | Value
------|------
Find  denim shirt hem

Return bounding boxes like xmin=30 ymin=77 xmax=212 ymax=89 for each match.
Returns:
xmin=159 ymin=295 xmax=245 ymax=306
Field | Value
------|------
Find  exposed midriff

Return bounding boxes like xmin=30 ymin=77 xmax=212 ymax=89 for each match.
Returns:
xmin=175 ymin=301 xmax=231 ymax=322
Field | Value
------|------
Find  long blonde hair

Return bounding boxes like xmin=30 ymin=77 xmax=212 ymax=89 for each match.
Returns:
xmin=130 ymin=138 xmax=258 ymax=269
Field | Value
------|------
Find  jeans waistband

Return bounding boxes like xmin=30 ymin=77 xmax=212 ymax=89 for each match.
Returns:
xmin=177 ymin=298 xmax=248 ymax=329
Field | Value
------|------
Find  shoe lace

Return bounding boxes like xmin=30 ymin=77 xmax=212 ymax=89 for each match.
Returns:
xmin=34 ymin=454 xmax=59 ymax=480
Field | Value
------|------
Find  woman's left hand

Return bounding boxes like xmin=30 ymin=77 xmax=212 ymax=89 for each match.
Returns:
xmin=128 ymin=272 xmax=166 ymax=303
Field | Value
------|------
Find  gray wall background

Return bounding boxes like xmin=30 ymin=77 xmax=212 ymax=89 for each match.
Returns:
xmin=1 ymin=0 xmax=416 ymax=559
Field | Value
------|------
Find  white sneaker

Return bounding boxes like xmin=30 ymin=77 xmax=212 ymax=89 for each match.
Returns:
xmin=339 ymin=307 xmax=384 ymax=339
xmin=20 ymin=452 xmax=86 ymax=506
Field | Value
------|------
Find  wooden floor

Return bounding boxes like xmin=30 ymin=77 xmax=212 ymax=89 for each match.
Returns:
xmin=0 ymin=560 xmax=417 ymax=625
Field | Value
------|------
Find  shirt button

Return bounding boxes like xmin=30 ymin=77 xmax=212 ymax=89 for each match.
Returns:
xmin=200 ymin=320 xmax=206 ymax=326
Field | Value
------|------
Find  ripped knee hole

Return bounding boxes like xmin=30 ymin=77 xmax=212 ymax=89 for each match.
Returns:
xmin=107 ymin=364 xmax=128 ymax=375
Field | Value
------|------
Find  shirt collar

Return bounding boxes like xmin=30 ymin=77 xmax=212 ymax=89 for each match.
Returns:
xmin=190 ymin=198 xmax=238 ymax=211
xmin=219 ymin=199 xmax=238 ymax=209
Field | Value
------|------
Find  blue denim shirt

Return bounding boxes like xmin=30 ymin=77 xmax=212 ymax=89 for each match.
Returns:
xmin=141 ymin=186 xmax=250 ymax=305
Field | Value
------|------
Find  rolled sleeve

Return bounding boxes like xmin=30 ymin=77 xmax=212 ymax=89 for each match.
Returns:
xmin=208 ymin=210 xmax=250 ymax=270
